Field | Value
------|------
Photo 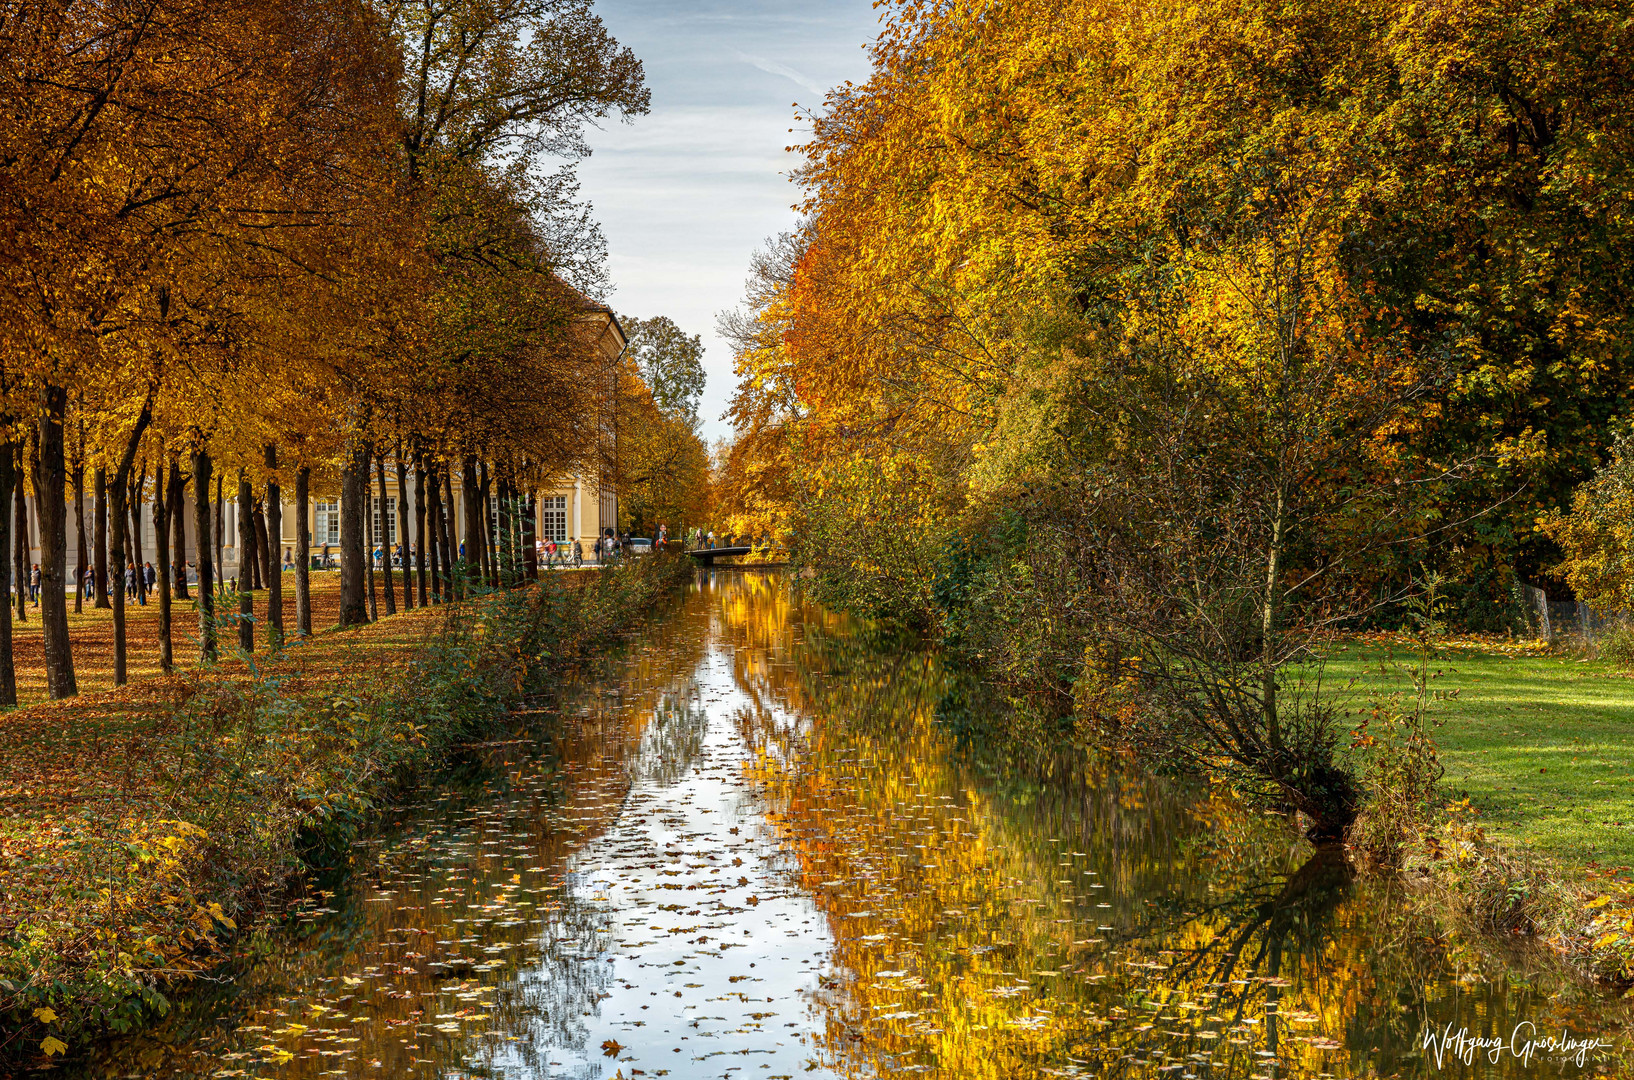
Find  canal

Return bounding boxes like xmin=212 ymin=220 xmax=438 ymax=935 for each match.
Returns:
xmin=74 ymin=572 xmax=1626 ymax=1078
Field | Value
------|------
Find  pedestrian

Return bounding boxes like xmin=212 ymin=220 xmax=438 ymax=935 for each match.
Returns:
xmin=29 ymin=563 xmax=39 ymax=603
xmin=144 ymin=561 xmax=156 ymax=592
xmin=124 ymin=565 xmax=136 ymax=599
xmin=321 ymin=542 xmax=331 ymax=569
xmin=82 ymin=566 xmax=93 ymax=600
xmin=283 ymin=546 xmax=292 ymax=570
xmin=706 ymin=529 xmax=715 ymax=550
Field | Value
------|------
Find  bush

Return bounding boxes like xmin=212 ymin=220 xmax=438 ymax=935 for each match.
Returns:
xmin=0 ymin=555 xmax=692 ymax=1057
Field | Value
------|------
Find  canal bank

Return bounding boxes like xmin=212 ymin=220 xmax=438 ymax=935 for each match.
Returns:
xmin=0 ymin=556 xmax=693 ymax=1067
xmin=39 ymin=572 xmax=1634 ymax=1078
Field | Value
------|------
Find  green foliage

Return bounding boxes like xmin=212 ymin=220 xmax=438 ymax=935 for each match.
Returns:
xmin=621 ymin=314 xmax=707 ymax=425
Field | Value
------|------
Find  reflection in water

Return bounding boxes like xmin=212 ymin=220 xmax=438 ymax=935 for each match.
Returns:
xmin=73 ymin=573 xmax=1626 ymax=1079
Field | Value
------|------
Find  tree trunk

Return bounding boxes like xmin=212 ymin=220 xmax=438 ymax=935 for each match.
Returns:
xmin=478 ymin=461 xmax=496 ymax=587
xmin=93 ymin=466 xmax=109 ymax=608
xmin=264 ymin=445 xmax=282 ymax=648
xmin=154 ymin=457 xmax=173 ymax=673
xmin=460 ymin=456 xmax=480 ymax=589
xmin=496 ymin=476 xmax=511 ymax=586
xmin=425 ymin=464 xmax=442 ymax=604
xmin=522 ymin=490 xmax=537 ymax=580
xmin=375 ymin=452 xmax=396 ymax=616
xmin=295 ymin=465 xmax=311 ymax=636
xmin=0 ymin=440 xmax=17 ymax=706
xmin=338 ymin=440 xmax=369 ymax=628
xmin=253 ymin=499 xmax=270 ymax=592
xmin=443 ymin=467 xmax=458 ymax=598
xmin=129 ymin=464 xmax=145 ymax=602
xmin=194 ymin=450 xmax=217 ymax=661
xmin=107 ymin=402 xmax=153 ymax=686
xmin=1262 ymin=487 xmax=1286 ymax=756
xmin=110 ymin=475 xmax=130 ymax=683
xmin=72 ymin=457 xmax=85 ymax=614
xmin=13 ymin=461 xmax=28 ymax=625
xmin=36 ymin=389 xmax=75 ymax=697
xmin=396 ymin=451 xmax=412 ymax=611
xmin=169 ymin=463 xmax=188 ymax=599
xmin=364 ymin=446 xmax=378 ymax=623
xmin=213 ymin=473 xmax=223 ymax=603
xmin=414 ymin=462 xmax=429 ymax=606
xmin=237 ymin=472 xmax=255 ymax=653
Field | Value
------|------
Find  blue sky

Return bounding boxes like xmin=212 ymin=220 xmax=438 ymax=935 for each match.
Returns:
xmin=577 ymin=0 xmax=884 ymax=440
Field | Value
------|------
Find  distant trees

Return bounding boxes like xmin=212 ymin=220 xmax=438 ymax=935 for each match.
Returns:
xmin=0 ymin=0 xmax=651 ymax=697
xmin=616 ymin=316 xmax=711 ymax=539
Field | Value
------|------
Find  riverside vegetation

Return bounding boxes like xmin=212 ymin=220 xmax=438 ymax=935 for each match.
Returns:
xmin=710 ymin=0 xmax=1634 ymax=1002
xmin=0 ymin=553 xmax=692 ymax=1064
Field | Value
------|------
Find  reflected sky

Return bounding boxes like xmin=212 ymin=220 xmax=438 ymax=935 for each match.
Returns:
xmin=71 ymin=572 xmax=1631 ymax=1079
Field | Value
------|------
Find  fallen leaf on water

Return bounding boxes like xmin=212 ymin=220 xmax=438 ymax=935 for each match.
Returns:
xmin=602 ymin=1038 xmax=625 ymax=1057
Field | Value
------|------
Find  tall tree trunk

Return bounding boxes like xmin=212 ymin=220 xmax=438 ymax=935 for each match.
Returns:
xmin=460 ymin=457 xmax=480 ymax=589
xmin=93 ymin=466 xmax=109 ymax=608
xmin=110 ymin=478 xmax=129 ymax=682
xmin=413 ymin=461 xmax=429 ymax=606
xmin=478 ymin=461 xmax=496 ymax=587
xmin=522 ymin=490 xmax=537 ymax=580
xmin=396 ymin=450 xmax=412 ymax=611
xmin=443 ymin=467 xmax=458 ymax=598
xmin=36 ymin=389 xmax=75 ymax=697
xmin=154 ymin=457 xmax=173 ymax=673
xmin=14 ymin=468 xmax=27 ymax=623
xmin=426 ymin=464 xmax=442 ymax=604
xmin=0 ymin=439 xmax=17 ymax=706
xmin=365 ymin=446 xmax=378 ymax=622
xmin=107 ymin=401 xmax=153 ymax=686
xmin=264 ymin=445 xmax=282 ymax=648
xmin=496 ymin=476 xmax=511 ymax=586
xmin=253 ymin=499 xmax=270 ymax=592
xmin=295 ymin=465 xmax=311 ymax=636
xmin=237 ymin=472 xmax=255 ymax=653
xmin=128 ymin=464 xmax=145 ymax=601
xmin=375 ymin=452 xmax=396 ymax=616
xmin=169 ymin=463 xmax=188 ymax=599
xmin=194 ymin=449 xmax=217 ymax=661
xmin=338 ymin=439 xmax=369 ymax=628
xmin=72 ymin=455 xmax=85 ymax=614
xmin=213 ymin=473 xmax=223 ymax=603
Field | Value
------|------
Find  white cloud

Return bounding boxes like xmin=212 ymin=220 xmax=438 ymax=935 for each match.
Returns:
xmin=572 ymin=0 xmax=881 ymax=438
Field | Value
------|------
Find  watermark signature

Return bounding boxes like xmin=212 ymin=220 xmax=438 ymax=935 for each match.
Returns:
xmin=1422 ymin=1022 xmax=1614 ymax=1070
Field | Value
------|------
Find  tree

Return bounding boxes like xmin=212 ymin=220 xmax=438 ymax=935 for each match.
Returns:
xmin=622 ymin=315 xmax=706 ymax=425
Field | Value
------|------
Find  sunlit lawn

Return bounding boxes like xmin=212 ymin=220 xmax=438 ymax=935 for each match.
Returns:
xmin=1323 ymin=641 xmax=1634 ymax=872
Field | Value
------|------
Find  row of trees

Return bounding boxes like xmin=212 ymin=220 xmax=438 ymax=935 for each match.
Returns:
xmin=0 ymin=0 xmax=654 ymax=702
xmin=720 ymin=0 xmax=1634 ymax=835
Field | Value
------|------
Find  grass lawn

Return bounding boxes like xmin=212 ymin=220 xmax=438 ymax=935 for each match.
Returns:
xmin=1323 ymin=639 xmax=1634 ymax=873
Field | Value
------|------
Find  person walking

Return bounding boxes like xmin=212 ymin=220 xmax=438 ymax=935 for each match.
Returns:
xmin=29 ymin=564 xmax=40 ymax=604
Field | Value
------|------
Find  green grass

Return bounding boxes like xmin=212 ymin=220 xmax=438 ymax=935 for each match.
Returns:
xmin=1323 ymin=641 xmax=1634 ymax=873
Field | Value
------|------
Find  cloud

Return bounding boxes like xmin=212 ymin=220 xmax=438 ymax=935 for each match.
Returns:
xmin=729 ymin=48 xmax=827 ymax=98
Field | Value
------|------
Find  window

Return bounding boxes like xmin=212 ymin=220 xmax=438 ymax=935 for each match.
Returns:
xmin=541 ymin=496 xmax=567 ymax=542
xmin=372 ymin=496 xmax=397 ymax=547
xmin=314 ymin=500 xmax=339 ymax=546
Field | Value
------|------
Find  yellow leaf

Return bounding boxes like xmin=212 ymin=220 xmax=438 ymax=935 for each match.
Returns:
xmin=32 ymin=1007 xmax=57 ymax=1024
xmin=1593 ymin=932 xmax=1623 ymax=949
xmin=41 ymin=1036 xmax=68 ymax=1056
xmin=1587 ymin=896 xmax=1612 ymax=909
xmin=342 ymin=976 xmax=363 ymax=987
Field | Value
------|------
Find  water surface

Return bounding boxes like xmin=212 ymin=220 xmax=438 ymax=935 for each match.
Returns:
xmin=74 ymin=573 xmax=1628 ymax=1079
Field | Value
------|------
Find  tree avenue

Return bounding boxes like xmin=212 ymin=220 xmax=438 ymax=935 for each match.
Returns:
xmin=718 ymin=0 xmax=1634 ymax=838
xmin=0 ymin=0 xmax=663 ymax=698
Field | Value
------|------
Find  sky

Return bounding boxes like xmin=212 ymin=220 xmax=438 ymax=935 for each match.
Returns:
xmin=576 ymin=0 xmax=884 ymax=441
